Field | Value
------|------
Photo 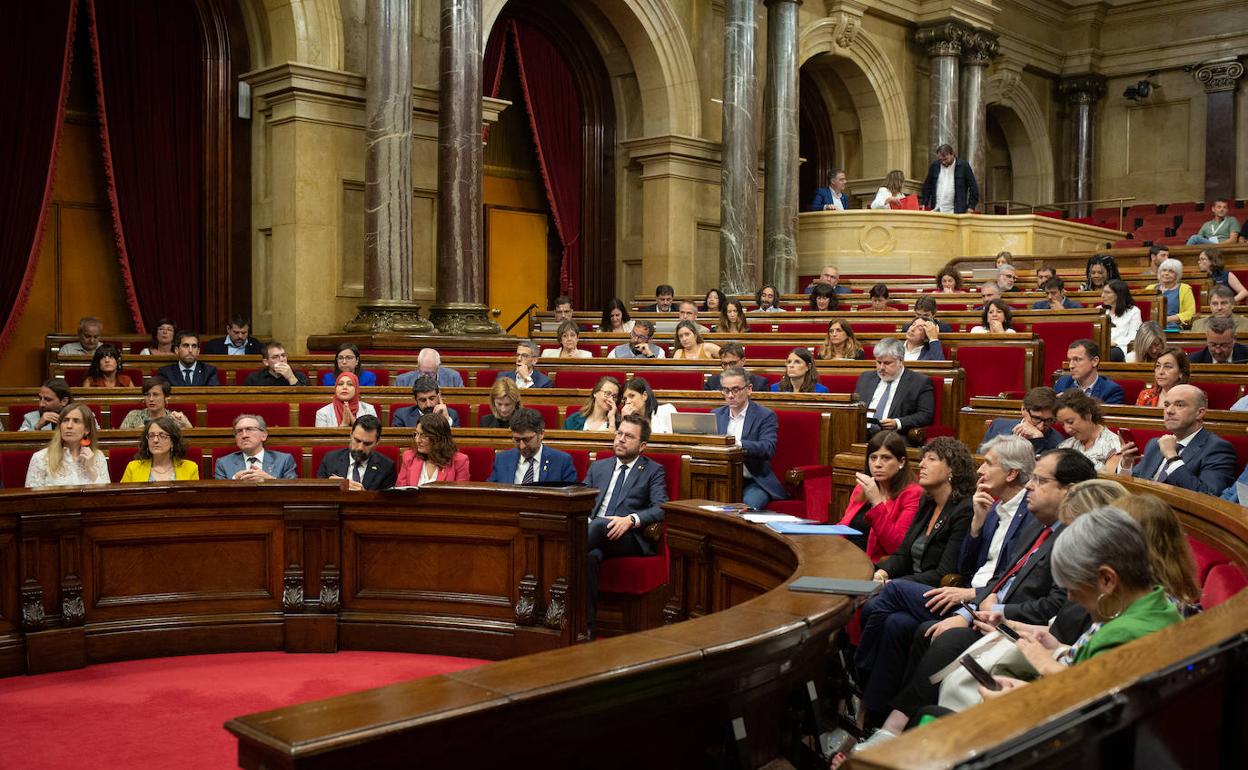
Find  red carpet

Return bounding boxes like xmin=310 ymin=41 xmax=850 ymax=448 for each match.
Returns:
xmin=0 ymin=651 xmax=485 ymax=769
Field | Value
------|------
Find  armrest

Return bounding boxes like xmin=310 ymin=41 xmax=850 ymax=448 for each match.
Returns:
xmin=785 ymin=464 xmax=832 ymax=486
xmin=940 ymin=573 xmax=965 ymax=588
xmin=642 ymin=522 xmax=665 ymax=543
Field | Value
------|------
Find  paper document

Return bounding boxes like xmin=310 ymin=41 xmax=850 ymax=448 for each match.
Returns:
xmin=742 ymin=513 xmax=806 ymax=523
xmin=766 ymin=522 xmax=861 ymax=535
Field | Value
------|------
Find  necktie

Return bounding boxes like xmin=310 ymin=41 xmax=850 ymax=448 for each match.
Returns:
xmin=989 ymin=526 xmax=1054 ymax=595
xmin=599 ymin=463 xmax=629 ymax=517
xmin=871 ymin=379 xmax=895 ymax=420
xmin=184 ymin=368 xmax=194 ymax=385
xmin=522 ymin=458 xmax=535 ymax=484
xmin=247 ymin=456 xmax=260 ymax=474
xmin=1153 ymin=452 xmax=1177 ymax=482
xmin=352 ymin=463 xmax=363 ymax=484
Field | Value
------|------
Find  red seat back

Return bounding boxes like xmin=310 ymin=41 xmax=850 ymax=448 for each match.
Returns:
xmin=957 ymin=346 xmax=1027 ymax=398
xmin=1032 ymin=321 xmax=1095 ymax=383
xmin=205 ymin=402 xmax=290 ymax=428
xmin=297 ymin=402 xmax=323 ymax=427
xmin=778 ymin=322 xmax=831 ymax=333
xmin=852 ymin=322 xmax=903 ymax=334
xmin=645 ymin=452 xmax=683 ymax=499
xmin=640 ymin=371 xmax=705 ymax=391
xmin=1201 ymin=382 xmax=1243 ymax=411
xmin=555 ymin=370 xmax=625 ymax=390
xmin=772 ymin=410 xmax=824 ymax=478
xmin=818 ymin=374 xmax=861 ymax=394
xmin=474 ymin=370 xmax=500 ymax=388
xmin=927 ymin=374 xmax=949 ymax=431
xmin=1117 ymin=378 xmax=1148 ymax=405
xmin=461 ymin=446 xmax=495 ymax=482
xmin=1201 ymin=563 xmax=1248 ymax=608
xmin=0 ymin=451 xmax=34 ymax=488
xmin=1187 ymin=536 xmax=1229 ymax=584
xmin=743 ymin=344 xmax=804 ymax=360
xmin=107 ymin=446 xmax=138 ymax=481
xmin=564 ymin=449 xmax=592 ymax=482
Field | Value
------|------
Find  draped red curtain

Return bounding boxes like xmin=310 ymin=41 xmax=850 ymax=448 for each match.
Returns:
xmin=0 ymin=0 xmax=78 ymax=359
xmin=87 ymin=0 xmax=205 ymax=335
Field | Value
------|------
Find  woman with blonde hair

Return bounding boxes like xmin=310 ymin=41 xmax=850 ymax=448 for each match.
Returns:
xmin=870 ymin=170 xmax=907 ymax=209
xmin=1112 ymin=493 xmax=1201 ymax=614
xmin=25 ymin=403 xmax=109 ymax=487
xmin=819 ymin=318 xmax=865 ymax=360
xmin=481 ymin=377 xmax=522 ymax=428
xmin=1057 ymin=478 xmax=1128 ymax=524
xmin=563 ymin=376 xmax=621 ymax=431
xmin=1126 ymin=321 xmax=1167 ymax=363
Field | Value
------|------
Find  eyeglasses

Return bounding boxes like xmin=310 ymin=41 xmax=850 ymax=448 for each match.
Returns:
xmin=234 ymin=426 xmax=262 ymax=435
xmin=336 ymin=354 xmax=357 ymax=362
xmin=148 ymin=432 xmax=171 ymax=441
xmin=721 ymin=386 xmax=747 ymax=396
xmin=1031 ymin=473 xmax=1059 ymax=486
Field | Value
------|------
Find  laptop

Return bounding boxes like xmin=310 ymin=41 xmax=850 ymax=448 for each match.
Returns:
xmin=670 ymin=412 xmax=719 ymax=435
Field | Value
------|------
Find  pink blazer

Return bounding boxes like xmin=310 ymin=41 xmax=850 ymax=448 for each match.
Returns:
xmin=839 ymin=482 xmax=923 ymax=563
xmin=397 ymin=450 xmax=471 ymax=486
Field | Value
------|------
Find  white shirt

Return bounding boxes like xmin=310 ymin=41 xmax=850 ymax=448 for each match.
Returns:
xmin=828 ymin=191 xmax=846 ymax=210
xmin=972 ymin=488 xmax=1026 ymax=588
xmin=1155 ymin=430 xmax=1200 ymax=478
xmin=867 ymin=373 xmax=902 ymax=427
xmin=513 ymin=447 xmax=543 ymax=484
xmin=237 ymin=449 xmax=265 ymax=478
xmin=726 ymin=402 xmax=753 ymax=478
xmin=869 ymin=186 xmax=894 ymax=210
xmin=1107 ymin=305 xmax=1142 ymax=351
xmin=903 ymin=344 xmax=923 ymax=362
xmin=935 ymin=163 xmax=956 ymax=212
xmin=226 ymin=338 xmax=250 ymax=355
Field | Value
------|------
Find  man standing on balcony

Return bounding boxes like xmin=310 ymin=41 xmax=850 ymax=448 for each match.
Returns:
xmin=920 ymin=144 xmax=979 ymax=214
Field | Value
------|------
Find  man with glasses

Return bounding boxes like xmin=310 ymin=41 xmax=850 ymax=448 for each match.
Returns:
xmin=213 ymin=414 xmax=298 ymax=480
xmin=392 ymin=375 xmax=460 ymax=428
xmin=1052 ymin=339 xmax=1123 ymax=404
xmin=704 ymin=342 xmax=769 ymax=392
xmin=244 ymin=342 xmax=309 ymax=386
xmin=852 ymin=338 xmax=934 ymax=439
xmin=607 ymin=319 xmax=666 ymax=359
xmin=978 ymin=386 xmax=1062 ymax=453
xmin=805 ymin=265 xmax=853 ymax=295
xmin=1188 ymin=315 xmax=1248 ymax=364
xmin=713 ymin=367 xmax=787 ymax=509
xmin=316 ymin=414 xmax=396 ymax=490
xmin=486 ymin=408 xmax=577 ymax=484
xmin=497 ymin=340 xmax=553 ymax=388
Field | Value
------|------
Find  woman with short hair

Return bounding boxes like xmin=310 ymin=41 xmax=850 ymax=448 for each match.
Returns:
xmin=396 ymin=412 xmax=470 ymax=486
xmin=1146 ymin=258 xmax=1196 ymax=330
xmin=119 ymin=377 xmax=192 ymax=430
xmin=868 ymin=283 xmax=891 ymax=311
xmin=139 ymin=318 xmax=177 ymax=356
xmin=1135 ymin=346 xmax=1190 ymax=407
xmin=121 ymin=416 xmax=199 ymax=482
xmin=481 ymin=377 xmax=522 ymax=429
xmin=81 ymin=344 xmax=133 ymax=388
xmin=25 ymin=403 xmax=109 ymax=487
xmin=542 ymin=320 xmax=592 ymax=359
xmin=970 ymin=299 xmax=1015 ymax=334
xmin=315 ymin=372 xmax=378 ymax=427
xmin=320 ymin=342 xmax=377 ymax=386
xmin=563 ymin=377 xmax=621 ymax=431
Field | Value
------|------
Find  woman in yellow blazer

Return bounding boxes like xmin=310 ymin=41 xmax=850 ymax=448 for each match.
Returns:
xmin=121 ymin=416 xmax=200 ymax=482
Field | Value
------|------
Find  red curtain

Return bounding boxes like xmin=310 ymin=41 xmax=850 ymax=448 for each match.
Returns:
xmin=87 ymin=0 xmax=205 ymax=335
xmin=0 ymin=0 xmax=78 ymax=359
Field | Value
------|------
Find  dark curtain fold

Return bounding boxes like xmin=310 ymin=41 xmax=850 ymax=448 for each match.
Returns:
xmin=88 ymin=0 xmax=205 ymax=334
xmin=0 ymin=0 xmax=78 ymax=358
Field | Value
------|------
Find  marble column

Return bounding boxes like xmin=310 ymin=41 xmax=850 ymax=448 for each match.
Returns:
xmin=959 ymin=31 xmax=996 ymax=208
xmin=429 ymin=0 xmax=500 ymax=335
xmin=762 ymin=0 xmax=801 ymax=292
xmin=1058 ymin=74 xmax=1106 ymax=219
xmin=719 ymin=0 xmax=758 ymax=296
xmin=346 ymin=0 xmax=434 ymax=332
xmin=915 ymin=23 xmax=965 ymax=154
xmin=1196 ymin=59 xmax=1245 ymax=202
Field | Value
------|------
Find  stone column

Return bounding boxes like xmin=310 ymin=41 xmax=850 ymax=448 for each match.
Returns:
xmin=1058 ymin=74 xmax=1106 ymax=219
xmin=429 ymin=0 xmax=500 ymax=335
xmin=719 ymin=0 xmax=758 ymax=296
xmin=1196 ymin=59 xmax=1245 ymax=202
xmin=915 ymin=22 xmax=965 ymax=154
xmin=959 ymin=31 xmax=996 ymax=209
xmin=346 ymin=0 xmax=433 ymax=332
xmin=762 ymin=0 xmax=801 ymax=292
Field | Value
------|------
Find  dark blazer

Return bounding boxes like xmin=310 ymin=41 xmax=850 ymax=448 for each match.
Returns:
xmin=853 ymin=367 xmax=935 ymax=430
xmin=1132 ymin=428 xmax=1238 ymax=496
xmin=713 ymin=402 xmax=788 ymax=501
xmin=487 ymin=445 xmax=578 ymax=484
xmin=244 ymin=369 xmax=310 ymax=386
xmin=705 ymin=371 xmax=770 ymax=393
xmin=1030 ymin=298 xmax=1083 ymax=310
xmin=315 ymin=447 xmax=397 ymax=490
xmin=392 ymin=405 xmax=460 ymax=428
xmin=584 ymin=454 xmax=669 ymax=556
xmin=1053 ymin=374 xmax=1125 ymax=404
xmin=809 ymin=187 xmax=849 ymax=211
xmin=957 ymin=492 xmax=1032 ymax=583
xmin=497 ymin=369 xmax=554 ymax=389
xmin=908 ymin=340 xmax=946 ymax=361
xmin=157 ymin=361 xmax=219 ymax=387
xmin=978 ymin=418 xmax=1062 ymax=454
xmin=1188 ymin=343 xmax=1248 ymax=364
xmin=202 ymin=336 xmax=264 ymax=356
xmin=878 ymin=495 xmax=973 ymax=586
xmin=919 ymin=158 xmax=979 ymax=213
xmin=973 ymin=518 xmax=1067 ymax=625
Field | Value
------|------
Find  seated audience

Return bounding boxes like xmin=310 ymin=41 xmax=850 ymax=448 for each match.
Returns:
xmin=157 ymin=331 xmax=220 ymax=386
xmin=58 ymin=316 xmax=103 ymax=357
xmin=213 ymin=414 xmax=298 ymax=480
xmin=607 ymin=320 xmax=665 ymax=359
xmin=756 ymin=284 xmax=786 ymax=312
xmin=1119 ymin=384 xmax=1237 ymax=495
xmin=819 ymin=318 xmax=865 ymax=360
xmin=854 ymin=338 xmax=935 ymax=437
xmin=139 ymin=318 xmax=177 ymax=355
xmin=1148 ymin=244 xmax=1171 ymax=270
xmin=552 ymin=295 xmax=574 ymax=323
xmin=315 ymin=372 xmax=377 ymax=427
xmin=771 ymin=347 xmax=829 ymax=393
xmin=395 ymin=348 xmax=464 ymax=388
xmin=564 ymin=376 xmax=621 ymax=431
xmin=1188 ymin=315 xmax=1248 ymax=364
xmin=1146 ymin=258 xmax=1195 ymax=330
xmin=316 ymin=414 xmax=397 ymax=490
xmin=934 ymin=267 xmax=962 ymax=293
xmin=969 ymin=299 xmax=1015 ymax=334
xmin=600 ymin=298 xmax=634 ymax=333
xmin=867 ymin=283 xmax=891 ymax=311
xmin=1055 ymin=390 xmax=1123 ymax=472
xmin=542 ymin=320 xmax=593 ymax=358
xmin=644 ymin=284 xmax=675 ymax=313
xmin=716 ymin=299 xmax=751 ymax=334
xmin=705 ymin=343 xmax=769 ymax=392
xmin=24 ymin=404 xmax=109 ymax=487
xmin=19 ymin=379 xmax=73 ymax=432
xmin=1080 ymin=253 xmax=1119 ymax=291
xmin=1034 ymin=264 xmax=1056 ymax=288
xmin=396 ymin=412 xmax=470 ymax=486
xmin=1101 ymin=280 xmax=1141 ymax=361
xmin=1186 ymin=198 xmax=1240 ymax=245
xmin=244 ymin=342 xmax=309 ymax=386
xmin=622 ymin=377 xmax=677 ymax=434
xmin=1193 ymin=284 xmax=1248 ymax=334
xmin=119 ymin=377 xmax=192 ymax=430
xmin=81 ymin=344 xmax=133 ymax=388
xmin=671 ymin=320 xmax=719 ymax=360
xmin=1031 ymin=277 xmax=1081 ymax=310
xmin=996 ymin=264 xmax=1019 ymax=292
xmin=838 ymin=430 xmax=923 ymax=561
xmin=675 ymin=300 xmax=709 ymax=333
xmin=1135 ymin=346 xmax=1190 ymax=407
xmin=121 ymin=417 xmax=199 ymax=482
xmin=869 ymin=170 xmax=907 ymax=210
xmin=1053 ymin=339 xmax=1124 ymax=404
xmin=702 ymin=288 xmax=726 ymax=313
xmin=486 ymin=407 xmax=577 ymax=483
xmin=808 ymin=283 xmax=838 ymax=311
xmin=995 ymin=251 xmax=1012 ymax=269
xmin=320 ymin=342 xmax=376 ymax=386
xmin=901 ymin=317 xmax=945 ymax=360
xmin=392 ymin=375 xmax=460 ymax=428
xmin=977 ymin=281 xmax=1002 ymax=307
xmin=714 ymin=367 xmax=787 ymax=509
xmin=1126 ymin=321 xmax=1166 ymax=364
xmin=1197 ymin=247 xmax=1248 ymax=303
xmin=498 ymin=340 xmax=554 ymax=387
xmin=203 ymin=314 xmax=263 ymax=356
xmin=978 ymin=386 xmax=1061 ymax=454
xmin=913 ymin=296 xmax=952 ymax=333
xmin=481 ymin=378 xmax=522 ymax=429
xmin=805 ymin=265 xmax=853 ymax=295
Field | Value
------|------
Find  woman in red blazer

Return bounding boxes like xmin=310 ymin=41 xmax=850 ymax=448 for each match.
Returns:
xmin=839 ymin=430 xmax=922 ymax=562
xmin=397 ymin=412 xmax=470 ymax=487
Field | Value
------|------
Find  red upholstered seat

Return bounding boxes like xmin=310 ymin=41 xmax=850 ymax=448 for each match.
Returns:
xmin=743 ymin=344 xmax=804 ymax=360
xmin=957 ymin=346 xmax=1027 ymax=398
xmin=1225 ymin=435 xmax=1248 ymax=470
xmin=1201 ymin=563 xmax=1248 ymax=608
xmin=457 ymin=445 xmax=494 ymax=481
xmin=926 ymin=374 xmax=954 ymax=437
xmin=640 ymin=371 xmax=705 ymax=391
xmin=1116 ymin=378 xmax=1148 ymax=405
xmin=1032 ymin=321 xmax=1095 ymax=385
xmin=565 ymin=449 xmax=592 ymax=482
xmin=763 ymin=410 xmax=830 ymax=521
xmin=554 ymin=370 xmax=625 ymax=389
xmin=205 ymin=402 xmax=290 ymax=428
xmin=1201 ymin=382 xmax=1243 ymax=411
xmin=1134 ymin=298 xmax=1152 ymax=323
xmin=309 ymin=444 xmax=396 ymax=477
xmin=108 ymin=402 xmax=199 ymax=428
xmin=474 ymin=370 xmax=500 ymax=388
xmin=819 ymin=374 xmax=861 ymax=394
xmin=852 ymin=322 xmax=904 ymax=334
xmin=0 ymin=451 xmax=34 ymax=488
xmin=780 ymin=322 xmax=833 ymax=333
xmin=1187 ymin=536 xmax=1229 ymax=584
xmin=598 ymin=535 xmax=669 ymax=594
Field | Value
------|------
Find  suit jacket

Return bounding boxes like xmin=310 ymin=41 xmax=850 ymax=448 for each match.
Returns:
xmin=1053 ymin=374 xmax=1125 ymax=405
xmin=957 ymin=492 xmax=1032 ymax=584
xmin=394 ymin=367 xmax=464 ymax=389
xmin=396 ymin=450 xmax=470 ymax=486
xmin=157 ymin=361 xmax=220 ymax=387
xmin=907 ymin=340 xmax=945 ymax=361
xmin=978 ymin=418 xmax=1063 ymax=454
xmin=705 ymin=371 xmax=770 ymax=393
xmin=487 ymin=446 xmax=578 ymax=484
xmin=213 ymin=449 xmax=298 ymax=480
xmin=202 ymin=337 xmax=264 ymax=356
xmin=1132 ymin=428 xmax=1238 ymax=496
xmin=974 ymin=518 xmax=1067 ymax=625
xmin=919 ymin=158 xmax=979 ymax=213
xmin=809 ymin=187 xmax=849 ymax=211
xmin=1030 ymin=298 xmax=1083 ymax=310
xmin=878 ymin=495 xmax=973 ymax=586
xmin=316 ymin=447 xmax=397 ymax=490
xmin=584 ymin=454 xmax=669 ymax=555
xmin=1221 ymin=463 xmax=1248 ymax=503
xmin=1188 ymin=343 xmax=1248 ymax=364
xmin=497 ymin=369 xmax=554 ymax=388
xmin=712 ymin=402 xmax=787 ymax=501
xmin=244 ymin=369 xmax=310 ymax=387
xmin=392 ymin=405 xmax=460 ymax=428
xmin=853 ymin=367 xmax=935 ymax=430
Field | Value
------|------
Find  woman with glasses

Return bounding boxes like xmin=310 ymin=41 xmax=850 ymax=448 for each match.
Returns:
xmin=139 ymin=318 xmax=177 ymax=356
xmin=564 ymin=377 xmax=621 ymax=431
xmin=121 ymin=416 xmax=199 ymax=482
xmin=320 ymin=342 xmax=377 ymax=386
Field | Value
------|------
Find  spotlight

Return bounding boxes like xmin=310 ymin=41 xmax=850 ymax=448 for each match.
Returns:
xmin=1123 ymin=72 xmax=1159 ymax=102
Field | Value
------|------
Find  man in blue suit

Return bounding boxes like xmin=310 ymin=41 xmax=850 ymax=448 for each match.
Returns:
xmin=487 ymin=408 xmax=577 ymax=484
xmin=1120 ymin=384 xmax=1238 ymax=496
xmin=1052 ymin=339 xmax=1124 ymax=404
xmin=978 ymin=387 xmax=1062 ymax=454
xmin=713 ymin=367 xmax=787 ymax=509
xmin=809 ymin=169 xmax=850 ymax=211
xmin=496 ymin=340 xmax=553 ymax=389
xmin=213 ymin=414 xmax=298 ymax=480
xmin=157 ymin=332 xmax=219 ymax=386
xmin=583 ymin=414 xmax=669 ymax=633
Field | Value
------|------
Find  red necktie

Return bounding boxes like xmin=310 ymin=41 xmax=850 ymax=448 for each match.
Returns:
xmin=989 ymin=526 xmax=1054 ymax=595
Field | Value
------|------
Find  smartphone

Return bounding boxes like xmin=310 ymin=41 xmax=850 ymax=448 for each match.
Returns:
xmin=958 ymin=600 xmax=978 ymax=616
xmin=1118 ymin=428 xmax=1135 ymax=447
xmin=960 ymin=655 xmax=1001 ymax=691
xmin=996 ymin=621 xmax=1021 ymax=642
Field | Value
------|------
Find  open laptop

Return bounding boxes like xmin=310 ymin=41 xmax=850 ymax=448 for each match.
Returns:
xmin=670 ymin=412 xmax=719 ymax=435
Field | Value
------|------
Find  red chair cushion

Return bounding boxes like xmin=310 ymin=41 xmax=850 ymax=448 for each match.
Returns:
xmin=641 ymin=371 xmax=706 ymax=391
xmin=564 ymin=449 xmax=592 ymax=482
xmin=474 ymin=370 xmax=500 ymax=388
xmin=743 ymin=344 xmax=803 ymax=360
xmin=598 ymin=535 xmax=669 ymax=594
xmin=205 ymin=402 xmax=290 ymax=428
xmin=554 ymin=370 xmax=626 ymax=390
xmin=107 ymin=446 xmax=138 ymax=481
xmin=460 ymin=445 xmax=494 ymax=482
xmin=957 ymin=346 xmax=1027 ymax=399
xmin=1201 ymin=563 xmax=1248 ymax=608
xmin=297 ymin=402 xmax=322 ymax=427
xmin=1032 ymin=321 xmax=1095 ymax=384
xmin=819 ymin=374 xmax=861 ymax=394
xmin=0 ymin=451 xmax=34 ymax=488
xmin=1187 ymin=536 xmax=1229 ymax=583
xmin=778 ymin=322 xmax=833 ymax=333
xmin=1201 ymin=382 xmax=1243 ymax=411
xmin=1117 ymin=378 xmax=1148 ymax=405
xmin=645 ymin=452 xmax=682 ymax=499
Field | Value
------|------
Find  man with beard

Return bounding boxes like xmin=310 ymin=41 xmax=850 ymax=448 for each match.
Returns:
xmin=315 ymin=414 xmax=397 ymax=490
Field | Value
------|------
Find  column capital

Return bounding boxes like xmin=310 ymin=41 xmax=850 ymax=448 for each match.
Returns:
xmin=915 ymin=21 xmax=973 ymax=58
xmin=960 ymin=30 xmax=998 ymax=67
xmin=1195 ymin=59 xmax=1245 ymax=94
xmin=1058 ymin=74 xmax=1107 ymax=104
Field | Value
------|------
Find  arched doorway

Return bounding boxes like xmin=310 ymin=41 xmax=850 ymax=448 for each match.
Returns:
xmin=984 ymin=107 xmax=1014 ymax=210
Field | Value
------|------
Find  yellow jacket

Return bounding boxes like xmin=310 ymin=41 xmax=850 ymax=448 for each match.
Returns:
xmin=1146 ymin=282 xmax=1196 ymax=325
xmin=121 ymin=458 xmax=200 ymax=483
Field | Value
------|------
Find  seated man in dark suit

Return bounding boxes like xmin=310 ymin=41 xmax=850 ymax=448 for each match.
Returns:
xmin=486 ymin=408 xmax=577 ymax=484
xmin=315 ymin=414 xmax=397 ymax=490
xmin=809 ymin=169 xmax=850 ymax=211
xmin=853 ymin=338 xmax=934 ymax=439
xmin=202 ymin=314 xmax=264 ymax=356
xmin=213 ymin=414 xmax=298 ymax=480
xmin=496 ymin=340 xmax=553 ymax=388
xmin=244 ymin=342 xmax=309 ymax=386
xmin=704 ymin=342 xmax=769 ymax=392
xmin=1030 ymin=278 xmax=1082 ymax=310
xmin=1052 ymin=339 xmax=1124 ymax=404
xmin=583 ymin=413 xmax=669 ymax=634
xmin=713 ymin=367 xmax=787 ymax=509
xmin=1119 ymin=384 xmax=1238 ymax=496
xmin=1187 ymin=316 xmax=1248 ymax=364
xmin=392 ymin=375 xmax=460 ymax=428
xmin=977 ymin=386 xmax=1062 ymax=454
xmin=644 ymin=284 xmax=675 ymax=313
xmin=157 ymin=331 xmax=220 ymax=387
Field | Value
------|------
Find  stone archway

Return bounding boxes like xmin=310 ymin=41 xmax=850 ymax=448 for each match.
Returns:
xmin=983 ymin=69 xmax=1056 ymax=206
xmin=236 ymin=0 xmax=343 ymax=70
